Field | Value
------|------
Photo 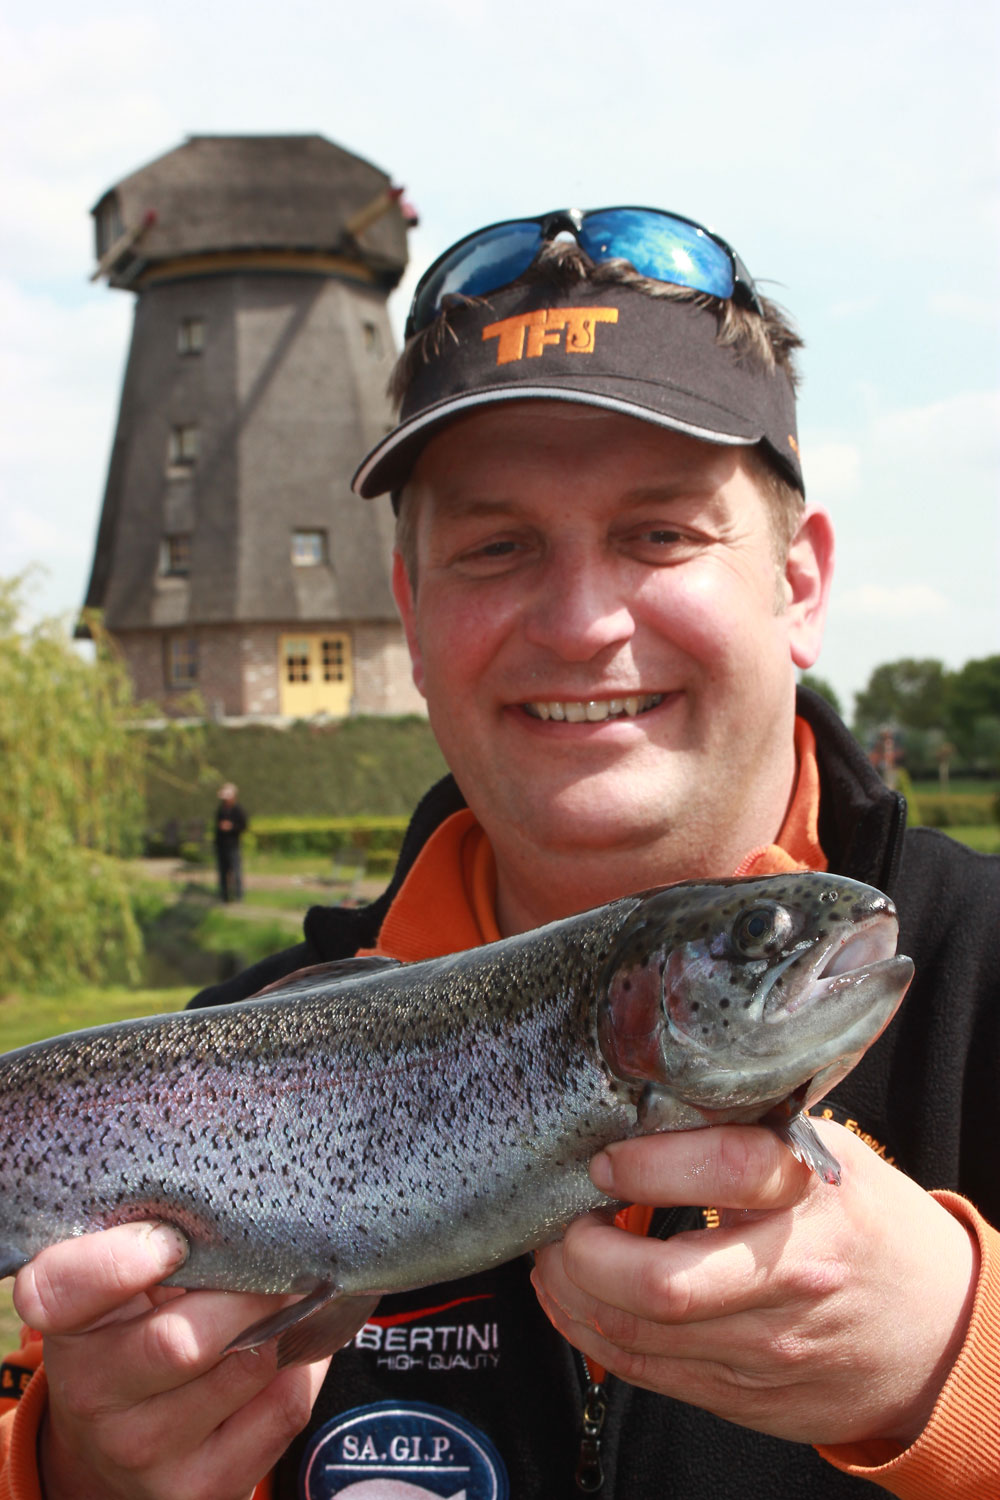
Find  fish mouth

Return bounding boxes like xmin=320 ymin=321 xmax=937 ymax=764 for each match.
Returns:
xmin=523 ymin=693 xmax=664 ymax=723
xmin=761 ymin=911 xmax=910 ymax=1031
xmin=765 ymin=913 xmax=914 ymax=1111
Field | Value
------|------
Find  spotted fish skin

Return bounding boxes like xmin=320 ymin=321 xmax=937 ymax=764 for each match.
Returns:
xmin=0 ymin=873 xmax=912 ymax=1352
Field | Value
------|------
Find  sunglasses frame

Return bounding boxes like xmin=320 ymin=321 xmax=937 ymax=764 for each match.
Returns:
xmin=405 ymin=204 xmax=764 ymax=337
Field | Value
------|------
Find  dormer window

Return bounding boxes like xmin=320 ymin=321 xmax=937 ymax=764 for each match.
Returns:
xmin=95 ymin=194 xmax=124 ymax=257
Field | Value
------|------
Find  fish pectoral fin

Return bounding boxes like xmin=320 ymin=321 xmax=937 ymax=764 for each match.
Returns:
xmin=771 ymin=1112 xmax=842 ymax=1186
xmin=225 ymin=1285 xmax=381 ymax=1368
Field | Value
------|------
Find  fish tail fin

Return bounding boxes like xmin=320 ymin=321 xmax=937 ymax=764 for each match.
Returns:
xmin=225 ymin=1285 xmax=381 ymax=1368
xmin=771 ymin=1112 xmax=842 ymax=1186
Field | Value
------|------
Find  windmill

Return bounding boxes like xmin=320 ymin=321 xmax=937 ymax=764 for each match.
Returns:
xmin=80 ymin=134 xmax=423 ymax=720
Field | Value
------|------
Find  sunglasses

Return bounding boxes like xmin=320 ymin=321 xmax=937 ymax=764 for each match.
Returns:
xmin=405 ymin=205 xmax=764 ymax=337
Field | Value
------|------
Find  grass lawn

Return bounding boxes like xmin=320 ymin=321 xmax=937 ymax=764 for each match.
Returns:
xmin=939 ymin=825 xmax=1000 ymax=854
xmin=0 ymin=985 xmax=190 ymax=1056
xmin=913 ymin=778 xmax=1000 ymax=798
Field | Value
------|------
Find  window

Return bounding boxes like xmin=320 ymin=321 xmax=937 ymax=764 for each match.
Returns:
xmin=291 ymin=529 xmax=327 ymax=566
xmin=177 ymin=318 xmax=205 ymax=355
xmin=283 ymin=639 xmax=311 ymax=683
xmin=159 ymin=534 xmax=192 ymax=577
xmin=322 ymin=637 xmax=347 ymax=682
xmin=165 ymin=636 xmax=198 ymax=687
xmin=95 ymin=194 xmax=124 ymax=257
xmin=168 ymin=424 xmax=200 ymax=468
xmin=362 ymin=321 xmax=382 ymax=356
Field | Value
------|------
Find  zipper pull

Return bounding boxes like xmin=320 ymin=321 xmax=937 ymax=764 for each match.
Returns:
xmin=575 ymin=1380 xmax=608 ymax=1492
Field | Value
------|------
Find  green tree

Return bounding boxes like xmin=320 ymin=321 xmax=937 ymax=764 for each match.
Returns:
xmin=0 ymin=576 xmax=145 ymax=992
xmin=852 ymin=658 xmax=949 ymax=736
xmin=799 ymin=672 xmax=843 ymax=718
xmin=946 ymin=656 xmax=1000 ymax=764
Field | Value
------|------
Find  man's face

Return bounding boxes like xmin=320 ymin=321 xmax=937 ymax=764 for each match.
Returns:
xmin=393 ymin=403 xmax=831 ymax=904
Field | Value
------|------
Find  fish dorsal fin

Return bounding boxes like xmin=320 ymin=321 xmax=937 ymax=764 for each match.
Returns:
xmin=225 ymin=1283 xmax=381 ymax=1367
xmin=252 ymin=956 xmax=401 ymax=1000
xmin=0 ymin=1247 xmax=28 ymax=1281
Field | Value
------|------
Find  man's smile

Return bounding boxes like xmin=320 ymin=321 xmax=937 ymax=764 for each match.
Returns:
xmin=522 ymin=693 xmax=665 ymax=722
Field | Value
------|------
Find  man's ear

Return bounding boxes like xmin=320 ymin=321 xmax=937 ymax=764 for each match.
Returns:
xmin=392 ymin=549 xmax=427 ymax=697
xmin=783 ymin=506 xmax=835 ymax=670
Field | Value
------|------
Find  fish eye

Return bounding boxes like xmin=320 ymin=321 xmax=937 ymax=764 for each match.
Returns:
xmin=732 ymin=904 xmax=794 ymax=957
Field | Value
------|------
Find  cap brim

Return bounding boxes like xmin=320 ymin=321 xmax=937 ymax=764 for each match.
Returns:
xmin=352 ymin=382 xmax=760 ymax=498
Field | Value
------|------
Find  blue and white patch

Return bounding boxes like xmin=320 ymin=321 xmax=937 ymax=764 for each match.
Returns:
xmin=300 ymin=1400 xmax=509 ymax=1500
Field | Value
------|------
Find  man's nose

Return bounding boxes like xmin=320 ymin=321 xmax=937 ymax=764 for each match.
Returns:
xmin=521 ymin=555 xmax=636 ymax=661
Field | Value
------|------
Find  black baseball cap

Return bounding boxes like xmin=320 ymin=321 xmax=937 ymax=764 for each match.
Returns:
xmin=351 ymin=278 xmax=803 ymax=500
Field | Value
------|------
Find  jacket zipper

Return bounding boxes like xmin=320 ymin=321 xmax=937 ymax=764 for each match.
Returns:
xmin=574 ymin=1354 xmax=608 ymax=1492
xmin=571 ymin=1205 xmax=694 ymax=1492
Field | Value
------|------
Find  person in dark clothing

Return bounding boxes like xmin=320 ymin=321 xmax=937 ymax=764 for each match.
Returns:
xmin=214 ymin=781 xmax=247 ymax=902
xmin=6 ymin=208 xmax=998 ymax=1500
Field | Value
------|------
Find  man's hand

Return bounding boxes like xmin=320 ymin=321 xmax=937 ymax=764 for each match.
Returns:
xmin=531 ymin=1120 xmax=978 ymax=1448
xmin=14 ymin=1223 xmax=330 ymax=1500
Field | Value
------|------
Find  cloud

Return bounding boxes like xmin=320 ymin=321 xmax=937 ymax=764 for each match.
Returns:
xmin=836 ymin=584 xmax=951 ymax=619
xmin=870 ymin=389 xmax=1000 ymax=471
xmin=805 ymin=384 xmax=999 ymax=710
xmin=0 ymin=15 xmax=174 ymax=281
xmin=0 ymin=276 xmax=130 ymax=620
xmin=798 ymin=439 xmax=862 ymax=500
xmin=929 ymin=292 xmax=1000 ymax=326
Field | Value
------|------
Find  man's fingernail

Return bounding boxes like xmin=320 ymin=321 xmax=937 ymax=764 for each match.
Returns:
xmin=590 ymin=1152 xmax=614 ymax=1193
xmin=146 ymin=1223 xmax=189 ymax=1269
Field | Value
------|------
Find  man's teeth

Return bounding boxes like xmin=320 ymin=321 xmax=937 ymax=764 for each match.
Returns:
xmin=525 ymin=694 xmax=664 ymax=722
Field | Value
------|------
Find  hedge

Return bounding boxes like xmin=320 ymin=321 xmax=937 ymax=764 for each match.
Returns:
xmin=907 ymin=793 xmax=997 ymax=829
xmin=248 ymin=816 xmax=409 ymax=858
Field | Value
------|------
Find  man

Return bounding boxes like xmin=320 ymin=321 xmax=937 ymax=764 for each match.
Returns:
xmin=214 ymin=782 xmax=248 ymax=902
xmin=3 ymin=207 xmax=998 ymax=1499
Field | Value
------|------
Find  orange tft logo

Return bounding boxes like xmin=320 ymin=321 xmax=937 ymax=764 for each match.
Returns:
xmin=482 ymin=306 xmax=619 ymax=365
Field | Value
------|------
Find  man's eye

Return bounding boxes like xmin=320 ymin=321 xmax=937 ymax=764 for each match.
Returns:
xmin=479 ymin=540 xmax=518 ymax=557
xmin=454 ymin=536 xmax=524 ymax=569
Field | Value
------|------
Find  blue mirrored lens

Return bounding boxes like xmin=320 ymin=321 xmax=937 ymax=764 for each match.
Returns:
xmin=578 ymin=209 xmax=735 ymax=299
xmin=412 ymin=221 xmax=543 ymax=328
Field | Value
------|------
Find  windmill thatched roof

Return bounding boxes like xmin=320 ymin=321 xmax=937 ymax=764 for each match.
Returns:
xmin=93 ymin=135 xmax=408 ymax=289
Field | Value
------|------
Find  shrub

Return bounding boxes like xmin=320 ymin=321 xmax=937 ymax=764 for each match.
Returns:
xmin=0 ymin=578 xmax=145 ymax=991
xmin=910 ymin=794 xmax=997 ymax=829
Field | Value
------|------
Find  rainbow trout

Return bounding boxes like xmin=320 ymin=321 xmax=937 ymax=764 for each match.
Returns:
xmin=0 ymin=873 xmax=912 ymax=1364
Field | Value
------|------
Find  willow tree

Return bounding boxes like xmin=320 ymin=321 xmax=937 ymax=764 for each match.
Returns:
xmin=0 ymin=576 xmax=145 ymax=992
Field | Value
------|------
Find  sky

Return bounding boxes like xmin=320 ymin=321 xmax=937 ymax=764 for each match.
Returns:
xmin=2 ymin=0 xmax=998 ymax=719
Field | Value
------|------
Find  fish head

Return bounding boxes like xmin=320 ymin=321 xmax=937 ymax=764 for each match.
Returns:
xmin=597 ymin=873 xmax=914 ymax=1119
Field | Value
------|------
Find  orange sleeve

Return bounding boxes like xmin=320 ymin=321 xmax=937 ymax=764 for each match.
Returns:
xmin=0 ymin=1329 xmax=46 ymax=1500
xmin=816 ymin=1193 xmax=1000 ymax=1498
xmin=0 ymin=1328 xmax=275 ymax=1500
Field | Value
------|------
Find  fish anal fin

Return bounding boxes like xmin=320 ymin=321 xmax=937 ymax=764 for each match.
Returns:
xmin=225 ymin=1284 xmax=381 ymax=1368
xmin=277 ymin=1291 xmax=381 ymax=1367
xmin=771 ymin=1111 xmax=842 ymax=1186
